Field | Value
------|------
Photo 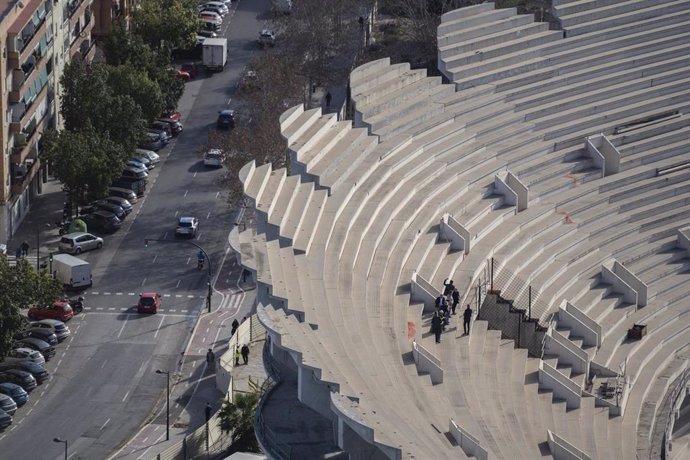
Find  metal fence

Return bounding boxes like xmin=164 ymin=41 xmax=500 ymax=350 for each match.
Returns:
xmin=155 ymin=412 xmax=228 ymax=460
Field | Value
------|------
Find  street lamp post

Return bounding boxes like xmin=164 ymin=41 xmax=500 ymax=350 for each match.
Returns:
xmin=156 ymin=369 xmax=170 ymax=441
xmin=53 ymin=437 xmax=67 ymax=460
xmin=144 ymin=238 xmax=213 ymax=313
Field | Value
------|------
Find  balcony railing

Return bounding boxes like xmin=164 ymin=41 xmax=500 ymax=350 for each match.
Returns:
xmin=68 ymin=0 xmax=83 ymax=18
xmin=11 ymin=157 xmax=41 ymax=196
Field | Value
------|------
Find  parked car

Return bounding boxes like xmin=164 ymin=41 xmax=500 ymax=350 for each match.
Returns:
xmin=161 ymin=110 xmax=182 ymax=122
xmin=16 ymin=336 xmax=59 ymax=361
xmin=147 ymin=128 xmax=169 ymax=145
xmin=0 ymin=408 xmax=12 ymax=430
xmin=258 ymin=29 xmax=275 ymax=47
xmin=139 ymin=132 xmax=163 ymax=151
xmin=82 ymin=211 xmax=122 ymax=233
xmin=199 ymin=5 xmax=226 ymax=17
xmin=199 ymin=11 xmax=222 ymax=24
xmin=151 ymin=121 xmax=175 ymax=139
xmin=127 ymin=159 xmax=150 ymax=171
xmin=108 ymin=187 xmax=138 ymax=203
xmin=0 ymin=393 xmax=17 ymax=416
xmin=204 ymin=149 xmax=224 ymax=168
xmin=59 ymin=232 xmax=104 ymax=254
xmin=27 ymin=301 xmax=73 ymax=323
xmin=136 ymin=148 xmax=161 ymax=164
xmin=15 ymin=329 xmax=58 ymax=347
xmin=83 ymin=201 xmax=127 ymax=221
xmin=198 ymin=29 xmax=218 ymax=38
xmin=0 ymin=383 xmax=28 ymax=406
xmin=154 ymin=120 xmax=182 ymax=137
xmin=0 ymin=370 xmax=37 ymax=392
xmin=179 ymin=64 xmax=199 ymax=81
xmin=102 ymin=197 xmax=133 ymax=215
xmin=200 ymin=20 xmax=221 ymax=32
xmin=2 ymin=348 xmax=44 ymax=365
xmin=29 ymin=319 xmax=70 ymax=342
xmin=137 ymin=292 xmax=161 ymax=314
xmin=121 ymin=166 xmax=148 ymax=180
xmin=176 ymin=217 xmax=199 ymax=237
xmin=0 ymin=361 xmax=49 ymax=384
xmin=216 ymin=109 xmax=235 ymax=129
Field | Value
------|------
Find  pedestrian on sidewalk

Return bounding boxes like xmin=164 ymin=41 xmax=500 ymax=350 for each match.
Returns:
xmin=231 ymin=319 xmax=239 ymax=336
xmin=234 ymin=345 xmax=240 ymax=366
xmin=451 ymin=288 xmax=459 ymax=315
xmin=325 ymin=92 xmax=332 ymax=108
xmin=463 ymin=304 xmax=473 ymax=335
xmin=241 ymin=344 xmax=249 ymax=364
xmin=431 ymin=311 xmax=442 ymax=343
xmin=205 ymin=402 xmax=212 ymax=422
xmin=206 ymin=348 xmax=215 ymax=371
xmin=20 ymin=241 xmax=29 ymax=257
xmin=15 ymin=247 xmax=22 ymax=260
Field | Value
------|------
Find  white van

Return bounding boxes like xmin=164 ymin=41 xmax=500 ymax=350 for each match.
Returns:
xmin=52 ymin=253 xmax=92 ymax=290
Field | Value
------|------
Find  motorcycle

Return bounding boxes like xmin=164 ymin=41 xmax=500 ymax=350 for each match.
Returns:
xmin=70 ymin=296 xmax=84 ymax=313
xmin=197 ymin=258 xmax=204 ymax=270
xmin=57 ymin=218 xmax=73 ymax=236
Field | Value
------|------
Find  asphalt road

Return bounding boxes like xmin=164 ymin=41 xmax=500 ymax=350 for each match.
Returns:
xmin=0 ymin=0 xmax=270 ymax=458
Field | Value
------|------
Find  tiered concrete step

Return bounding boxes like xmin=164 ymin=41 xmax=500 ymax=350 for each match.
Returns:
xmin=557 ymin=0 xmax=674 ymax=28
xmin=292 ymin=120 xmax=354 ymax=174
xmin=309 ymin=129 xmax=379 ymax=191
xmin=293 ymin=188 xmax=329 ymax=254
xmin=280 ymin=182 xmax=314 ymax=244
xmin=354 ymin=68 xmax=429 ymax=113
xmin=621 ymin=137 xmax=690 ymax=171
xmin=281 ymin=107 xmax=322 ymax=146
xmin=268 ymin=174 xmax=301 ymax=233
xmin=288 ymin=112 xmax=339 ymax=163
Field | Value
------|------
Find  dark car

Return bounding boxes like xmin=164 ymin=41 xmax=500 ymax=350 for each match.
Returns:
xmin=198 ymin=29 xmax=217 ymax=38
xmin=216 ymin=109 xmax=235 ymax=130
xmin=156 ymin=118 xmax=183 ymax=136
xmin=94 ymin=201 xmax=127 ymax=220
xmin=82 ymin=211 xmax=123 ymax=233
xmin=15 ymin=337 xmax=55 ymax=360
xmin=0 ymin=408 xmax=12 ymax=430
xmin=15 ymin=328 xmax=58 ymax=346
xmin=0 ymin=393 xmax=17 ymax=415
xmin=0 ymin=370 xmax=37 ymax=392
xmin=139 ymin=132 xmax=163 ymax=151
xmin=0 ymin=383 xmax=28 ymax=406
xmin=0 ymin=361 xmax=49 ymax=384
xmin=151 ymin=121 xmax=173 ymax=139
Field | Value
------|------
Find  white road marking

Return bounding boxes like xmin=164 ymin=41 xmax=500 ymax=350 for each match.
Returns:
xmin=163 ymin=231 xmax=168 ymax=239
xmin=108 ymin=307 xmax=115 ymax=311
xmin=104 ymin=292 xmax=111 ymax=295
xmin=174 ymin=210 xmax=178 ymax=217
xmin=187 ymin=256 xmax=191 ymax=265
xmin=163 ymin=294 xmax=171 ymax=297
xmin=57 ymin=359 xmax=63 ymax=366
xmin=26 ymin=408 xmax=33 ymax=415
xmin=128 ymin=293 xmax=135 ymax=296
xmin=101 ymin=418 xmax=110 ymax=430
xmin=121 ymin=308 xmax=127 ymax=311
xmin=207 ymin=211 xmax=212 ymax=219
xmin=141 ymin=277 xmax=147 ymax=286
xmin=181 ymin=309 xmax=188 ymax=313
xmin=176 ymin=280 xmax=181 ymax=288
xmin=101 ymin=359 xmax=108 ymax=369
xmin=215 ymin=192 xmax=220 ymax=199
xmin=193 ymin=171 xmax=197 ymax=178
xmin=175 ymin=294 xmax=182 ymax=298
xmin=154 ymin=316 xmax=165 ymax=338
xmin=91 ymin=291 xmax=99 ymax=295
xmin=153 ymin=254 xmax=158 ymax=263
xmin=187 ymin=295 xmax=195 ymax=298
xmin=184 ymin=190 xmax=188 ymax=197
xmin=116 ymin=292 xmax=123 ymax=296
xmin=96 ymin=307 xmax=104 ymax=310
xmin=169 ymin=309 xmax=177 ymax=313
xmin=117 ymin=316 xmax=128 ymax=338
xmin=122 ymin=390 xmax=130 ymax=402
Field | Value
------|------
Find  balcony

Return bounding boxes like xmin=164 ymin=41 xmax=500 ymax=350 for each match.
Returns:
xmin=76 ymin=37 xmax=97 ymax=62
xmin=7 ymin=0 xmax=52 ymax=67
xmin=9 ymin=88 xmax=52 ymax=165
xmin=70 ymin=17 xmax=94 ymax=56
xmin=11 ymin=157 xmax=41 ymax=196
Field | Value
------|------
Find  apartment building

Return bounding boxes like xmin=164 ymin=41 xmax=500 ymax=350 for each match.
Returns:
xmin=0 ymin=0 xmax=94 ymax=245
xmin=92 ymin=0 xmax=134 ymax=40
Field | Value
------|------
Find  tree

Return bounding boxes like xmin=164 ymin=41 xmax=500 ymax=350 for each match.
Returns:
xmin=42 ymin=126 xmax=130 ymax=202
xmin=218 ymin=392 xmax=261 ymax=452
xmin=0 ymin=258 xmax=63 ymax=359
xmin=107 ymin=65 xmax=165 ymax=123
xmin=59 ymin=60 xmax=146 ymax=152
xmin=132 ymin=0 xmax=199 ymax=51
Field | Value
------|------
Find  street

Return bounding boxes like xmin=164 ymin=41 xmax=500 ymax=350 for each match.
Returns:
xmin=0 ymin=0 xmax=268 ymax=458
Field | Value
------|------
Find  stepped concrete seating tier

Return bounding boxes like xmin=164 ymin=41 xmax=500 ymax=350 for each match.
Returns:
xmin=234 ymin=2 xmax=690 ymax=459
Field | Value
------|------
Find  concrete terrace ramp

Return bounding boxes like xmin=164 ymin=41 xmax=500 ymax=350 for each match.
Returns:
xmin=238 ymin=1 xmax=690 ymax=458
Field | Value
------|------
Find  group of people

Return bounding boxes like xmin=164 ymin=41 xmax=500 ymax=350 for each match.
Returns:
xmin=430 ymin=279 xmax=473 ymax=343
xmin=14 ymin=240 xmax=30 ymax=259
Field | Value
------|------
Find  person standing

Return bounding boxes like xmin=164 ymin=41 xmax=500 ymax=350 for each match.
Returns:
xmin=443 ymin=278 xmax=454 ymax=296
xmin=234 ymin=345 xmax=241 ymax=366
xmin=205 ymin=402 xmax=212 ymax=422
xmin=431 ymin=312 xmax=442 ymax=343
xmin=20 ymin=241 xmax=29 ymax=257
xmin=15 ymin=247 xmax=22 ymax=260
xmin=451 ymin=289 xmax=459 ymax=315
xmin=231 ymin=319 xmax=239 ymax=336
xmin=463 ymin=304 xmax=473 ymax=335
xmin=206 ymin=348 xmax=216 ymax=371
xmin=325 ymin=92 xmax=332 ymax=108
xmin=241 ymin=344 xmax=250 ymax=364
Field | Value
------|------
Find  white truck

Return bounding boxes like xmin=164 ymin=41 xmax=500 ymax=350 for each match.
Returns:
xmin=203 ymin=37 xmax=228 ymax=71
xmin=53 ymin=253 xmax=92 ymax=290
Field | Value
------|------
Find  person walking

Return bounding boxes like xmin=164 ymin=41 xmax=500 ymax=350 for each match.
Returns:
xmin=205 ymin=402 xmax=212 ymax=422
xmin=431 ymin=312 xmax=442 ymax=343
xmin=234 ymin=345 xmax=241 ymax=366
xmin=231 ymin=319 xmax=239 ymax=336
xmin=20 ymin=241 xmax=29 ymax=257
xmin=325 ymin=92 xmax=332 ymax=108
xmin=451 ymin=289 xmax=459 ymax=315
xmin=241 ymin=344 xmax=250 ymax=364
xmin=463 ymin=304 xmax=473 ymax=335
xmin=15 ymin=247 xmax=22 ymax=260
xmin=206 ymin=348 xmax=216 ymax=371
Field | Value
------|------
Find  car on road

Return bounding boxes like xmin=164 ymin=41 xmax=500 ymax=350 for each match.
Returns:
xmin=29 ymin=319 xmax=71 ymax=342
xmin=0 ymin=408 xmax=12 ymax=430
xmin=0 ymin=361 xmax=49 ymax=384
xmin=0 ymin=370 xmax=37 ymax=392
xmin=137 ymin=292 xmax=161 ymax=314
xmin=82 ymin=210 xmax=123 ymax=233
xmin=15 ymin=337 xmax=55 ymax=360
xmin=3 ymin=348 xmax=44 ymax=366
xmin=0 ymin=383 xmax=28 ymax=406
xmin=176 ymin=217 xmax=199 ymax=237
xmin=0 ymin=393 xmax=17 ymax=415
xmin=204 ymin=149 xmax=224 ymax=168
xmin=216 ymin=109 xmax=235 ymax=130
xmin=27 ymin=301 xmax=73 ymax=323
xmin=103 ymin=197 xmax=133 ymax=215
xmin=109 ymin=187 xmax=138 ymax=203
xmin=59 ymin=232 xmax=104 ymax=254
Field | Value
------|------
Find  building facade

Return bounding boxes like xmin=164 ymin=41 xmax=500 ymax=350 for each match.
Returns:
xmin=0 ymin=0 xmax=94 ymax=246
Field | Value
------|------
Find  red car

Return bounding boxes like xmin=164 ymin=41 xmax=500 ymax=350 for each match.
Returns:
xmin=161 ymin=110 xmax=182 ymax=122
xmin=137 ymin=292 xmax=161 ymax=314
xmin=27 ymin=301 xmax=74 ymax=322
xmin=180 ymin=63 xmax=199 ymax=79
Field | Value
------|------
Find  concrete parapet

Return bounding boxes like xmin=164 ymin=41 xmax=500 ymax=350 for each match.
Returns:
xmin=676 ymin=226 xmax=690 ymax=255
xmin=449 ymin=418 xmax=491 ymax=460
xmin=411 ymin=340 xmax=443 ymax=384
xmin=601 ymin=259 xmax=648 ymax=307
xmin=547 ymin=429 xmax=592 ymax=460
xmin=495 ymin=170 xmax=529 ymax=212
xmin=544 ymin=328 xmax=589 ymax=376
xmin=559 ymin=300 xmax=601 ymax=348
xmin=411 ymin=270 xmax=441 ymax=312
xmin=586 ymin=134 xmax=621 ymax=177
xmin=439 ymin=213 xmax=470 ymax=254
xmin=539 ymin=359 xmax=582 ymax=409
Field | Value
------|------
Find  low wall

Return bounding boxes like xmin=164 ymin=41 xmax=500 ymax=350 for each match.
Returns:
xmin=547 ymin=430 xmax=592 ymax=460
xmin=560 ymin=301 xmax=601 ymax=348
xmin=601 ymin=259 xmax=638 ymax=306
xmin=411 ymin=271 xmax=440 ymax=312
xmin=449 ymin=419 xmax=489 ymax=460
xmin=412 ymin=340 xmax=444 ymax=384
xmin=539 ymin=360 xmax=581 ymax=410
xmin=586 ymin=134 xmax=620 ymax=177
xmin=440 ymin=213 xmax=470 ymax=253
xmin=602 ymin=259 xmax=647 ymax=307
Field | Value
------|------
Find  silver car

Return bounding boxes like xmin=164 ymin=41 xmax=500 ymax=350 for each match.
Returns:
xmin=3 ymin=348 xmax=44 ymax=366
xmin=59 ymin=232 xmax=104 ymax=254
xmin=28 ymin=320 xmax=70 ymax=342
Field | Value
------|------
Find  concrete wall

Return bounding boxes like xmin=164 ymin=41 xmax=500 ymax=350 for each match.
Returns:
xmin=544 ymin=329 xmax=589 ymax=375
xmin=449 ymin=419 xmax=490 ymax=460
xmin=412 ymin=340 xmax=444 ymax=384
xmin=539 ymin=361 xmax=581 ymax=410
xmin=495 ymin=171 xmax=528 ymax=212
xmin=602 ymin=259 xmax=648 ymax=307
xmin=677 ymin=226 xmax=690 ymax=255
xmin=547 ymin=430 xmax=592 ymax=460
xmin=560 ymin=300 xmax=601 ymax=348
xmin=586 ymin=134 xmax=620 ymax=177
xmin=298 ymin=365 xmax=335 ymax=420
xmin=411 ymin=270 xmax=440 ymax=312
xmin=440 ymin=213 xmax=470 ymax=254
